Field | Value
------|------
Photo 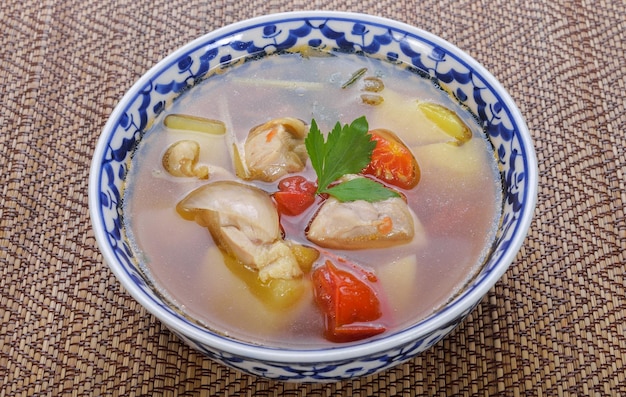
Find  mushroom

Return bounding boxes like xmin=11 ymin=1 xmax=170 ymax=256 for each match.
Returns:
xmin=306 ymin=196 xmax=416 ymax=250
xmin=176 ymin=180 xmax=305 ymax=282
xmin=162 ymin=140 xmax=209 ymax=179
xmin=243 ymin=117 xmax=308 ymax=182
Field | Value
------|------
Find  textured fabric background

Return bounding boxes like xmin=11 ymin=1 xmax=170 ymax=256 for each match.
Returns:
xmin=1 ymin=0 xmax=625 ymax=395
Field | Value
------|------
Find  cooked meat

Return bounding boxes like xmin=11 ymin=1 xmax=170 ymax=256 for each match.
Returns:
xmin=306 ymin=196 xmax=415 ymax=249
xmin=176 ymin=181 xmax=303 ymax=281
xmin=244 ymin=117 xmax=308 ymax=182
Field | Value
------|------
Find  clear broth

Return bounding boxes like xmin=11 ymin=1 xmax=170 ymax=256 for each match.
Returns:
xmin=124 ymin=52 xmax=502 ymax=348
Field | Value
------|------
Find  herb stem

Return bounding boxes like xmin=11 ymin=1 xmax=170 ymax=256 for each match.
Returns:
xmin=341 ymin=68 xmax=368 ymax=89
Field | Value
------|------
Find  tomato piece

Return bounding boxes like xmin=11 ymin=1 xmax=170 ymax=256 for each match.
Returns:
xmin=363 ymin=129 xmax=420 ymax=190
xmin=277 ymin=175 xmax=317 ymax=195
xmin=312 ymin=260 xmax=386 ymax=342
xmin=273 ymin=176 xmax=317 ymax=216
xmin=274 ymin=191 xmax=316 ymax=216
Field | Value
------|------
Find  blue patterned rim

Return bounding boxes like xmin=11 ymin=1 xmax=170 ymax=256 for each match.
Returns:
xmin=89 ymin=11 xmax=537 ymax=372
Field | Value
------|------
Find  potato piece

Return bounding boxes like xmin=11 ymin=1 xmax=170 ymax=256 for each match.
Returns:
xmin=368 ymin=92 xmax=474 ymax=147
xmin=411 ymin=139 xmax=485 ymax=181
xmin=367 ymin=90 xmax=447 ymax=146
xmin=223 ymin=252 xmax=306 ymax=309
xmin=198 ymin=247 xmax=310 ymax=337
xmin=286 ymin=242 xmax=320 ymax=273
xmin=376 ymin=255 xmax=418 ymax=316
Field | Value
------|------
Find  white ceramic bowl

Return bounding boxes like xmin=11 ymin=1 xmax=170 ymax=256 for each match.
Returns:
xmin=89 ymin=11 xmax=537 ymax=382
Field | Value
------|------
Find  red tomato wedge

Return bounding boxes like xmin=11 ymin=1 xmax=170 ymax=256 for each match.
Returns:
xmin=273 ymin=176 xmax=317 ymax=216
xmin=312 ymin=260 xmax=386 ymax=342
xmin=274 ymin=191 xmax=315 ymax=216
xmin=277 ymin=175 xmax=317 ymax=195
xmin=363 ymin=129 xmax=420 ymax=190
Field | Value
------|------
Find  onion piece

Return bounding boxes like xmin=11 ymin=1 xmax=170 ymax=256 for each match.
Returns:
xmin=164 ymin=114 xmax=226 ymax=135
xmin=416 ymin=101 xmax=472 ymax=145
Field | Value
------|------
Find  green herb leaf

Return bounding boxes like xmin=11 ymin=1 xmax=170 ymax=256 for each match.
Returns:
xmin=305 ymin=116 xmax=376 ymax=194
xmin=305 ymin=116 xmax=399 ymax=202
xmin=321 ymin=178 xmax=400 ymax=202
xmin=305 ymin=119 xmax=326 ymax=180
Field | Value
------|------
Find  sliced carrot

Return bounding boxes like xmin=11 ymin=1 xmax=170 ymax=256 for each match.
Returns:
xmin=377 ymin=216 xmax=393 ymax=234
xmin=265 ymin=128 xmax=279 ymax=142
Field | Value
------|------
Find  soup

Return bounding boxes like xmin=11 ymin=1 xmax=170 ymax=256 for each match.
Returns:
xmin=123 ymin=50 xmax=502 ymax=348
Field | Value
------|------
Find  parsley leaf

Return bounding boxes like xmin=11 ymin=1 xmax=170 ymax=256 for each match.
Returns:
xmin=322 ymin=178 xmax=400 ymax=202
xmin=304 ymin=118 xmax=326 ymax=184
xmin=306 ymin=116 xmax=374 ymax=192
xmin=305 ymin=116 xmax=400 ymax=202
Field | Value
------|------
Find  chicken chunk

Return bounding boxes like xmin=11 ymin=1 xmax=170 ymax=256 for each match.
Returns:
xmin=306 ymin=196 xmax=415 ymax=249
xmin=176 ymin=181 xmax=303 ymax=282
xmin=244 ymin=117 xmax=308 ymax=182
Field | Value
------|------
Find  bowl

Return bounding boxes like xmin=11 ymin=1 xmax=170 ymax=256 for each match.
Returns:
xmin=89 ymin=11 xmax=537 ymax=382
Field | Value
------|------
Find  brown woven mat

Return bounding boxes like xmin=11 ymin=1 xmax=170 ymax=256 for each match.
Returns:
xmin=1 ymin=0 xmax=625 ymax=395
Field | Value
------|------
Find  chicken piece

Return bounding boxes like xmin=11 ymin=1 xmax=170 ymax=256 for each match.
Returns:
xmin=244 ymin=117 xmax=308 ymax=182
xmin=306 ymin=196 xmax=415 ymax=249
xmin=176 ymin=181 xmax=303 ymax=282
xmin=162 ymin=140 xmax=209 ymax=179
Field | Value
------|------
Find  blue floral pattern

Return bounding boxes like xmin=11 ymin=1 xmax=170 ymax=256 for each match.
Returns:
xmin=91 ymin=13 xmax=536 ymax=382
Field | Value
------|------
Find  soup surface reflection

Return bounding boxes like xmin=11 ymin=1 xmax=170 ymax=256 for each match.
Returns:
xmin=124 ymin=51 xmax=503 ymax=348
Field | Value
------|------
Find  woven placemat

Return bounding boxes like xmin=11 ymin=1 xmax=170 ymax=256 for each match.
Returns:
xmin=1 ymin=0 xmax=625 ymax=395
